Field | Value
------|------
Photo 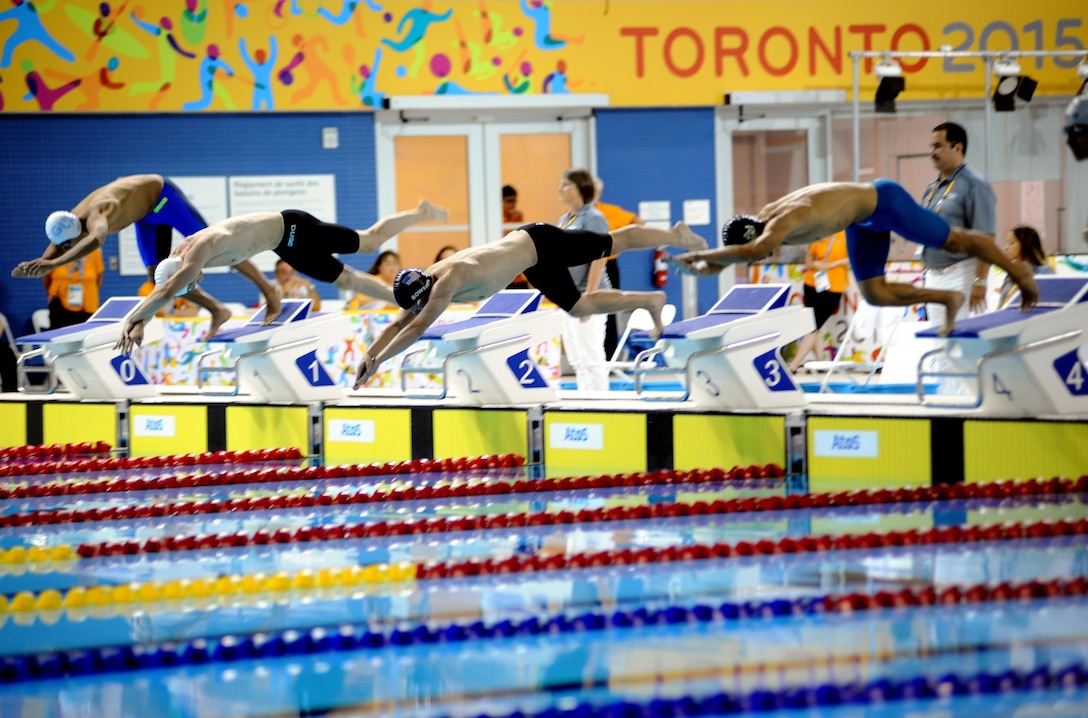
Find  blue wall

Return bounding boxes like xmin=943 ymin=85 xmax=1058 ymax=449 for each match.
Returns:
xmin=0 ymin=108 xmax=724 ymax=336
xmin=596 ymin=108 xmax=720 ymax=314
xmin=0 ymin=113 xmax=378 ymax=336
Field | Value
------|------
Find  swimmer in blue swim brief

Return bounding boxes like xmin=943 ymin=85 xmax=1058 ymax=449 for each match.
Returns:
xmin=12 ymin=174 xmax=283 ymax=335
xmin=673 ymin=179 xmax=1039 ymax=336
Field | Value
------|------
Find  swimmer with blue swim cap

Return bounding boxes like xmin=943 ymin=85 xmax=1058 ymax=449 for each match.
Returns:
xmin=353 ymin=220 xmax=709 ymax=389
xmin=671 ymin=180 xmax=1039 ymax=337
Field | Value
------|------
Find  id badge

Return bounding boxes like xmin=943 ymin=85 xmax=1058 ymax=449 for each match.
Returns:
xmin=66 ymin=285 xmax=84 ymax=309
xmin=814 ymin=271 xmax=831 ymax=293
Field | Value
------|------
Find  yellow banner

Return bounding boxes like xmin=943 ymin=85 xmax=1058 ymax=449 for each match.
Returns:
xmin=1 ymin=1 xmax=1083 ymax=112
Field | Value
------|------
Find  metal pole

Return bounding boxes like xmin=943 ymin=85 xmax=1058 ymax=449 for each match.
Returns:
xmin=983 ymin=58 xmax=992 ymax=180
xmin=852 ymin=55 xmax=860 ymax=182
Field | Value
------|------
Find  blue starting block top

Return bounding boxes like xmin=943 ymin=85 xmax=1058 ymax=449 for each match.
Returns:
xmin=17 ymin=297 xmax=144 ymax=344
xmin=636 ymin=284 xmax=790 ymax=340
xmin=209 ymin=299 xmax=314 ymax=343
xmin=916 ymin=276 xmax=1088 ymax=339
xmin=420 ymin=290 xmax=542 ymax=341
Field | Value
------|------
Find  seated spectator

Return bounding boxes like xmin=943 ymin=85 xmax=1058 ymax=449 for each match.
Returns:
xmin=271 ymin=259 xmax=321 ymax=311
xmin=998 ymin=224 xmax=1053 ymax=308
xmin=351 ymin=250 xmax=400 ymax=311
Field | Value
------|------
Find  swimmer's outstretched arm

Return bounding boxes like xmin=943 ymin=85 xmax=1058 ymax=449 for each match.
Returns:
xmin=673 ymin=219 xmax=790 ymax=273
xmin=353 ymin=292 xmax=452 ymax=389
xmin=12 ymin=213 xmax=110 ymax=278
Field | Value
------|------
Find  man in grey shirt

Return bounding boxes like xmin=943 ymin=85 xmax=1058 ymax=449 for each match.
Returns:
xmin=920 ymin=122 xmax=997 ymax=322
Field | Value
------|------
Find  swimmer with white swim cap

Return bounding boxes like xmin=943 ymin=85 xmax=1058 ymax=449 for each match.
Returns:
xmin=113 ymin=200 xmax=450 ymax=355
xmin=12 ymin=174 xmax=284 ymax=340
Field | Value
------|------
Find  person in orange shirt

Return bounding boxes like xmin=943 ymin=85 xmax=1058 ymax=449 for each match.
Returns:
xmin=789 ymin=231 xmax=850 ymax=373
xmin=43 ymin=249 xmax=105 ymax=329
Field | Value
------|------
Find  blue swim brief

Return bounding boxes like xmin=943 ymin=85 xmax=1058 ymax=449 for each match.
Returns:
xmin=845 ymin=178 xmax=950 ymax=281
xmin=134 ymin=178 xmax=209 ymax=267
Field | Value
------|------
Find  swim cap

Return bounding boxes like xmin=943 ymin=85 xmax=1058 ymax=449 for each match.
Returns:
xmin=45 ymin=211 xmax=81 ymax=245
xmin=153 ymin=257 xmax=195 ymax=297
xmin=393 ymin=268 xmax=434 ymax=311
xmin=722 ymin=215 xmax=766 ymax=246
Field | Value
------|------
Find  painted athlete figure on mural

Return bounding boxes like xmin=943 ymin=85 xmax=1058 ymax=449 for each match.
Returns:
xmin=113 ymin=200 xmax=448 ymax=354
xmin=671 ymin=180 xmax=1040 ymax=337
xmin=351 ymin=221 xmax=708 ymax=388
xmin=11 ymin=174 xmax=282 ymax=337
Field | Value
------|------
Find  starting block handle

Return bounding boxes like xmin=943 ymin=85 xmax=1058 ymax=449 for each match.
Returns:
xmin=633 ymin=344 xmax=689 ymax=402
xmin=401 ymin=333 xmax=531 ymax=401
xmin=16 ymin=347 xmax=57 ymax=394
xmin=197 ymin=348 xmax=240 ymax=396
xmin=917 ymin=329 xmax=1083 ymax=408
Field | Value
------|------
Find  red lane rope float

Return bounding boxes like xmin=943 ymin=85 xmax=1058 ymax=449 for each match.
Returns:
xmin=2 ymin=460 xmax=758 ymax=528
xmin=3 ymin=471 xmax=1082 ymax=533
xmin=0 ymin=442 xmax=112 ymax=462
xmin=418 ymin=517 xmax=1088 ymax=580
xmin=0 ymin=447 xmax=303 ymax=479
xmin=62 ymin=492 xmax=1088 ymax=561
xmin=0 ymin=452 xmax=527 ymax=499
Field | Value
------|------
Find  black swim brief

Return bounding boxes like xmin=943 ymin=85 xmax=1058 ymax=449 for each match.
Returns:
xmin=274 ymin=210 xmax=361 ymax=284
xmin=519 ymin=223 xmax=613 ymax=312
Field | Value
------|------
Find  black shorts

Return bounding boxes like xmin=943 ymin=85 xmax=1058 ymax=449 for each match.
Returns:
xmin=519 ymin=223 xmax=613 ymax=312
xmin=803 ymin=283 xmax=843 ymax=330
xmin=273 ymin=210 xmax=361 ymax=284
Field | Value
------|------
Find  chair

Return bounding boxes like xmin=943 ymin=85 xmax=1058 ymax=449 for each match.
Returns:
xmin=0 ymin=311 xmax=15 ymax=350
xmin=607 ymin=304 xmax=676 ymax=381
xmin=31 ymin=308 xmax=50 ymax=334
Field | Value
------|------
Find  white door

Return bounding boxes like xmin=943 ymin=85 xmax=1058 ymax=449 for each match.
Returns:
xmin=713 ymin=111 xmax=830 ymax=305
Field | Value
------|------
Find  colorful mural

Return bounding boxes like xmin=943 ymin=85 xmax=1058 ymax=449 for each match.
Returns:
xmin=0 ymin=0 xmax=1082 ymax=112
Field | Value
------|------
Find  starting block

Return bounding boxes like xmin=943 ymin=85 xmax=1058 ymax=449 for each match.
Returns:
xmin=915 ymin=276 xmax=1088 ymax=416
xmin=631 ymin=284 xmax=815 ymax=409
xmin=197 ymin=299 xmax=350 ymax=402
xmin=16 ymin=297 xmax=159 ymax=399
xmin=399 ymin=290 xmax=562 ymax=405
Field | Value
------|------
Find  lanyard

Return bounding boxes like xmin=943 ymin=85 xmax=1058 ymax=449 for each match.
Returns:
xmin=821 ymin=234 xmax=839 ymax=262
xmin=560 ymin=212 xmax=578 ymax=229
xmin=925 ymin=179 xmax=955 ymax=214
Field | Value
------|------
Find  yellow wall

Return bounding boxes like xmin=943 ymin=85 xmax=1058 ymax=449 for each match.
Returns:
xmin=673 ymin=414 xmax=785 ymax=471
xmin=129 ymin=405 xmax=209 ymax=457
xmin=433 ymin=409 xmax=528 ymax=460
xmin=42 ymin=403 xmax=117 ymax=448
xmin=9 ymin=1 xmax=1081 ymax=113
xmin=964 ymin=420 xmax=1088 ymax=483
xmin=0 ymin=404 xmax=27 ymax=448
xmin=226 ymin=406 xmax=309 ymax=454
xmin=807 ymin=416 xmax=930 ymax=492
xmin=544 ymin=412 xmax=646 ymax=473
xmin=324 ymin=407 xmax=413 ymax=464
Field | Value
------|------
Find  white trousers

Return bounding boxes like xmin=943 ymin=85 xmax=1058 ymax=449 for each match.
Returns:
xmin=924 ymin=258 xmax=977 ymax=395
xmin=923 ymin=258 xmax=977 ymax=325
xmin=561 ymin=313 xmax=609 ymax=391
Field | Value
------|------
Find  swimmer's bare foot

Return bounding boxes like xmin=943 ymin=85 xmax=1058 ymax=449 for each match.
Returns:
xmin=204 ymin=304 xmax=232 ymax=341
xmin=1012 ymin=265 xmax=1039 ymax=311
xmin=937 ymin=292 xmax=965 ymax=337
xmin=671 ymin=221 xmax=707 ymax=251
xmin=646 ymin=290 xmax=667 ymax=340
xmin=261 ymin=286 xmax=283 ymax=326
xmin=418 ymin=199 xmax=449 ymax=223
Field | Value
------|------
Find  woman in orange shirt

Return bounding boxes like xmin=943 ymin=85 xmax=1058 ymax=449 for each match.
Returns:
xmin=43 ymin=249 xmax=105 ymax=329
xmin=789 ymin=231 xmax=850 ymax=373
